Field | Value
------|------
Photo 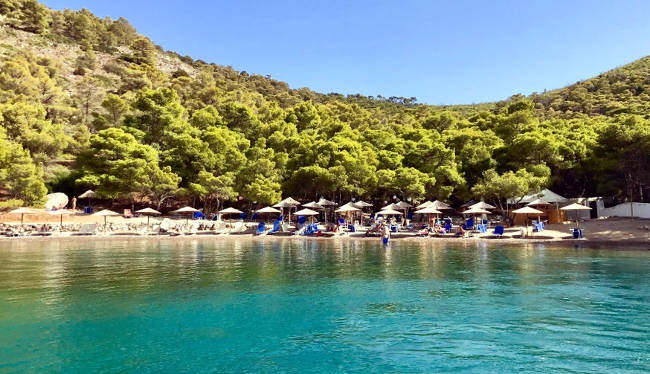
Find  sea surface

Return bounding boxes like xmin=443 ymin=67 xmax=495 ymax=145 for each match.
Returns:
xmin=0 ymin=238 xmax=648 ymax=373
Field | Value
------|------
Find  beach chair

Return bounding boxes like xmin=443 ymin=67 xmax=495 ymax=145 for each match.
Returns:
xmin=297 ymin=216 xmax=307 ymax=229
xmin=338 ymin=218 xmax=345 ymax=226
xmin=193 ymin=211 xmax=204 ymax=220
xmin=73 ymin=223 xmax=97 ymax=236
xmin=348 ymin=224 xmax=356 ymax=232
xmin=493 ymin=225 xmax=505 ymax=237
xmin=465 ymin=218 xmax=475 ymax=230
xmin=572 ymin=228 xmax=583 ymax=238
xmin=255 ymin=222 xmax=266 ymax=235
xmin=268 ymin=220 xmax=281 ymax=234
xmin=444 ymin=222 xmax=452 ymax=233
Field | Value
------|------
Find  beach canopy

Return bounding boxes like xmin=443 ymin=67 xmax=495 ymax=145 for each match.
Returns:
xmin=416 ymin=200 xmax=433 ymax=209
xmin=560 ymin=203 xmax=592 ymax=211
xmin=353 ymin=200 xmax=373 ymax=208
xmin=256 ymin=206 xmax=282 ymax=214
xmin=293 ymin=208 xmax=319 ymax=216
xmin=394 ymin=201 xmax=413 ymax=209
xmin=526 ymin=198 xmax=552 ymax=207
xmin=302 ymin=201 xmax=323 ymax=209
xmin=92 ymin=209 xmax=120 ymax=216
xmin=468 ymin=201 xmax=496 ymax=210
xmin=273 ymin=197 xmax=300 ymax=207
xmin=317 ymin=198 xmax=337 ymax=206
xmin=509 ymin=189 xmax=568 ymax=204
xmin=335 ymin=202 xmax=360 ymax=213
xmin=377 ymin=208 xmax=404 ymax=215
xmin=9 ymin=207 xmax=42 ymax=214
xmin=512 ymin=206 xmax=544 ymax=215
xmin=429 ymin=200 xmax=452 ymax=210
xmin=171 ymin=206 xmax=200 ymax=214
xmin=219 ymin=207 xmax=244 ymax=214
xmin=135 ymin=207 xmax=161 ymax=215
xmin=463 ymin=207 xmax=492 ymax=215
xmin=414 ymin=207 xmax=442 ymax=214
xmin=381 ymin=203 xmax=399 ymax=210
xmin=78 ymin=190 xmax=95 ymax=199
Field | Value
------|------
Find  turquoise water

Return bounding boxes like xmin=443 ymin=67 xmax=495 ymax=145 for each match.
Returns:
xmin=0 ymin=239 xmax=648 ymax=373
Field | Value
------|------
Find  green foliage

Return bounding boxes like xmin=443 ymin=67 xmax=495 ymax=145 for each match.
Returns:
xmin=0 ymin=0 xmax=649 ymax=209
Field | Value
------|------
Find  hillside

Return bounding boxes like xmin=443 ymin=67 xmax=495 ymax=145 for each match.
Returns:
xmin=0 ymin=0 xmax=648 ymax=212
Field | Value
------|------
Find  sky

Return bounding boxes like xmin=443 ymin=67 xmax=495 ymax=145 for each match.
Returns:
xmin=42 ymin=0 xmax=650 ymax=105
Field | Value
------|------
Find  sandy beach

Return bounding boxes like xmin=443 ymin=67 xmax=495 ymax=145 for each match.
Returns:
xmin=0 ymin=211 xmax=647 ymax=247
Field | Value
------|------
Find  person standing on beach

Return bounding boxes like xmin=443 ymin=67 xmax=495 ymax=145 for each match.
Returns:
xmin=382 ymin=223 xmax=391 ymax=245
xmin=71 ymin=196 xmax=77 ymax=211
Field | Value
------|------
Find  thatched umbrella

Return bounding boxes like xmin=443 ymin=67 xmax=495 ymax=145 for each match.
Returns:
xmin=9 ymin=207 xmax=41 ymax=226
xmin=273 ymin=197 xmax=301 ymax=222
xmin=462 ymin=207 xmax=492 ymax=230
xmin=171 ymin=206 xmax=201 ymax=225
xmin=416 ymin=200 xmax=433 ymax=209
xmin=414 ymin=206 xmax=442 ymax=226
xmin=560 ymin=203 xmax=592 ymax=228
xmin=293 ymin=208 xmax=319 ymax=224
xmin=92 ymin=209 xmax=120 ymax=230
xmin=317 ymin=198 xmax=338 ymax=223
xmin=219 ymin=207 xmax=244 ymax=224
xmin=135 ymin=207 xmax=161 ymax=230
xmin=468 ymin=201 xmax=496 ymax=210
xmin=48 ymin=209 xmax=75 ymax=229
xmin=255 ymin=206 xmax=282 ymax=223
xmin=512 ymin=206 xmax=543 ymax=236
xmin=79 ymin=190 xmax=96 ymax=209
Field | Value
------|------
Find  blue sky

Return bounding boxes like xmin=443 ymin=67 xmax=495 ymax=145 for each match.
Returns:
xmin=42 ymin=0 xmax=650 ymax=105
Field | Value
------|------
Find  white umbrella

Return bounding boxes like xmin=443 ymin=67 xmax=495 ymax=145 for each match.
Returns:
xmin=302 ymin=201 xmax=323 ymax=209
xmin=219 ymin=207 xmax=244 ymax=214
xmin=335 ymin=202 xmax=360 ymax=213
xmin=317 ymin=198 xmax=337 ymax=206
xmin=468 ymin=201 xmax=496 ymax=210
xmin=463 ymin=207 xmax=492 ymax=215
xmin=381 ymin=203 xmax=399 ymax=210
xmin=135 ymin=207 xmax=161 ymax=229
xmin=394 ymin=201 xmax=413 ymax=209
xmin=416 ymin=200 xmax=433 ymax=209
xmin=415 ymin=206 xmax=442 ymax=225
xmin=45 ymin=193 xmax=68 ymax=210
xmin=92 ymin=209 xmax=120 ymax=229
xmin=9 ymin=207 xmax=42 ymax=225
xmin=353 ymin=200 xmax=373 ymax=208
xmin=377 ymin=208 xmax=403 ymax=216
xmin=274 ymin=197 xmax=300 ymax=222
xmin=560 ymin=203 xmax=592 ymax=228
xmin=171 ymin=206 xmax=200 ymax=225
xmin=429 ymin=200 xmax=452 ymax=210
xmin=526 ymin=198 xmax=552 ymax=207
xmin=293 ymin=208 xmax=319 ymax=216
xmin=256 ymin=206 xmax=282 ymax=214
xmin=48 ymin=209 xmax=75 ymax=228
xmin=512 ymin=206 xmax=544 ymax=236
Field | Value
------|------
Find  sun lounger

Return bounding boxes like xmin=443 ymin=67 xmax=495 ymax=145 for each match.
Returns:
xmin=255 ymin=222 xmax=266 ymax=235
xmin=492 ymin=225 xmax=505 ymax=237
xmin=72 ymin=223 xmax=97 ymax=236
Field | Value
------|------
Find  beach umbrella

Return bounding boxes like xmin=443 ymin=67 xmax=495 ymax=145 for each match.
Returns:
xmin=317 ymin=198 xmax=337 ymax=207
xmin=255 ymin=206 xmax=282 ymax=222
xmin=293 ymin=208 xmax=319 ymax=216
xmin=512 ymin=206 xmax=543 ymax=236
xmin=135 ymin=207 xmax=161 ymax=229
xmin=79 ymin=189 xmax=96 ymax=208
xmin=9 ymin=207 xmax=41 ymax=225
xmin=45 ymin=193 xmax=68 ymax=210
xmin=468 ymin=201 xmax=496 ymax=210
xmin=256 ymin=206 xmax=282 ymax=214
xmin=353 ymin=200 xmax=373 ymax=208
xmin=293 ymin=208 xmax=319 ymax=224
xmin=560 ymin=203 xmax=592 ymax=228
xmin=415 ymin=206 xmax=442 ymax=225
xmin=317 ymin=198 xmax=338 ymax=223
xmin=302 ymin=201 xmax=323 ymax=209
xmin=381 ymin=203 xmax=399 ymax=210
xmin=526 ymin=198 xmax=552 ymax=207
xmin=274 ymin=197 xmax=301 ymax=222
xmin=463 ymin=207 xmax=492 ymax=229
xmin=171 ymin=206 xmax=201 ymax=225
xmin=416 ymin=200 xmax=433 ymax=209
xmin=429 ymin=200 xmax=452 ymax=210
xmin=92 ymin=209 xmax=120 ymax=229
xmin=219 ymin=207 xmax=244 ymax=224
xmin=377 ymin=208 xmax=403 ymax=216
xmin=335 ymin=202 xmax=361 ymax=213
xmin=48 ymin=209 xmax=74 ymax=228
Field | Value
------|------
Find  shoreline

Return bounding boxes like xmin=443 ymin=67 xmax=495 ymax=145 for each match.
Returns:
xmin=1 ymin=231 xmax=647 ymax=249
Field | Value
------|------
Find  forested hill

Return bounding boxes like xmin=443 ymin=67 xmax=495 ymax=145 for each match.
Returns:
xmin=0 ymin=0 xmax=648 ymax=212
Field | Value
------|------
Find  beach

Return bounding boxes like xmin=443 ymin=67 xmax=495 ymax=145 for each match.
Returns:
xmin=1 ymin=211 xmax=647 ymax=246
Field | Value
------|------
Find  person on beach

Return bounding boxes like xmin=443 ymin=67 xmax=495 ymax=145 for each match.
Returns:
xmin=71 ymin=196 xmax=77 ymax=211
xmin=382 ymin=223 xmax=391 ymax=245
